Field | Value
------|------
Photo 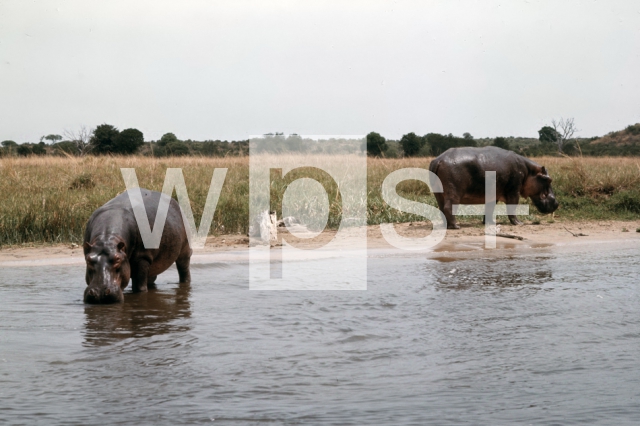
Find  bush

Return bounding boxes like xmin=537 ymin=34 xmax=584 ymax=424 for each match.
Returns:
xmin=493 ymin=137 xmax=510 ymax=150
xmin=625 ymin=124 xmax=640 ymax=135
xmin=366 ymin=132 xmax=387 ymax=157
xmin=165 ymin=141 xmax=190 ymax=156
xmin=383 ymin=140 xmax=401 ymax=158
xmin=31 ymin=142 xmax=46 ymax=156
xmin=400 ymin=132 xmax=425 ymax=157
xmin=158 ymin=133 xmax=178 ymax=147
xmin=611 ymin=190 xmax=640 ymax=213
xmin=69 ymin=173 xmax=95 ymax=190
xmin=113 ymin=128 xmax=144 ymax=154
xmin=17 ymin=144 xmax=32 ymax=156
xmin=53 ymin=141 xmax=79 ymax=156
xmin=426 ymin=133 xmax=477 ymax=156
xmin=91 ymin=124 xmax=120 ymax=154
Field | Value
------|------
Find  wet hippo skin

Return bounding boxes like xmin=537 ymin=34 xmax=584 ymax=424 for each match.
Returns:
xmin=83 ymin=189 xmax=192 ymax=304
xmin=429 ymin=146 xmax=559 ymax=229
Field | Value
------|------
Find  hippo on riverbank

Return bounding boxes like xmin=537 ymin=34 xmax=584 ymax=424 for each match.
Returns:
xmin=429 ymin=146 xmax=559 ymax=229
xmin=83 ymin=189 xmax=192 ymax=304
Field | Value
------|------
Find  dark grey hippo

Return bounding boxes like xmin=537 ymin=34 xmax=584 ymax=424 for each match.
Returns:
xmin=83 ymin=189 xmax=192 ymax=304
xmin=429 ymin=146 xmax=559 ymax=229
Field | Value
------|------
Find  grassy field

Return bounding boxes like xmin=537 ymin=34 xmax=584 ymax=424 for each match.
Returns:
xmin=0 ymin=155 xmax=639 ymax=246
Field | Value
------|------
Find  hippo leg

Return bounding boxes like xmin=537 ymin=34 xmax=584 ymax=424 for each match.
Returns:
xmin=147 ymin=275 xmax=158 ymax=289
xmin=482 ymin=202 xmax=498 ymax=226
xmin=506 ymin=195 xmax=523 ymax=225
xmin=434 ymin=193 xmax=445 ymax=213
xmin=132 ymin=260 xmax=150 ymax=293
xmin=434 ymin=193 xmax=453 ymax=229
xmin=176 ymin=258 xmax=191 ymax=283
xmin=176 ymin=256 xmax=191 ymax=283
xmin=443 ymin=196 xmax=460 ymax=229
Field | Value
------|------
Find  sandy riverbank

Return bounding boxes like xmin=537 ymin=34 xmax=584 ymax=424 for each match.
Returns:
xmin=0 ymin=219 xmax=638 ymax=267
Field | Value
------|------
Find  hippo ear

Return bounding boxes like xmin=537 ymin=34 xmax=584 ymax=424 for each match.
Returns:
xmin=541 ymin=166 xmax=548 ymax=175
xmin=536 ymin=173 xmax=552 ymax=182
xmin=117 ymin=241 xmax=126 ymax=254
xmin=83 ymin=242 xmax=92 ymax=253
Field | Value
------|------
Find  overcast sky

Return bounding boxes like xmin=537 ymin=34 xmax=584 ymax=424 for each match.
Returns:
xmin=1 ymin=0 xmax=639 ymax=143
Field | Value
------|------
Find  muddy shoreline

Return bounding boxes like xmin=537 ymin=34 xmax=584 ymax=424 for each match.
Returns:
xmin=1 ymin=219 xmax=638 ymax=267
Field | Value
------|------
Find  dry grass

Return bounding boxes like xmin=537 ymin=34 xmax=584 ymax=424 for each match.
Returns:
xmin=1 ymin=155 xmax=638 ymax=246
xmin=0 ymin=156 xmax=249 ymax=245
xmin=539 ymin=156 xmax=640 ymax=196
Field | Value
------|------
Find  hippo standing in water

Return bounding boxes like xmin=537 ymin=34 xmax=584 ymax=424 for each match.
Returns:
xmin=429 ymin=146 xmax=559 ymax=229
xmin=83 ymin=189 xmax=192 ymax=304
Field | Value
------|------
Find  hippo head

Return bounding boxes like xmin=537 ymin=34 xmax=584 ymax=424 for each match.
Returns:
xmin=526 ymin=166 xmax=559 ymax=214
xmin=83 ymin=237 xmax=130 ymax=304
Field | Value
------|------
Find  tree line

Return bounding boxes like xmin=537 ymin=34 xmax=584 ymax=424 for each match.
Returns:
xmin=366 ymin=119 xmax=640 ymax=157
xmin=3 ymin=119 xmax=639 ymax=158
xmin=0 ymin=124 xmax=249 ymax=157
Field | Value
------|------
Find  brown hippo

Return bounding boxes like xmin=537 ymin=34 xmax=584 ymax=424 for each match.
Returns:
xmin=429 ymin=146 xmax=559 ymax=229
xmin=83 ymin=189 xmax=192 ymax=304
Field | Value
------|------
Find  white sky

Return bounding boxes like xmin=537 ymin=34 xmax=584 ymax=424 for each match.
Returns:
xmin=1 ymin=0 xmax=639 ymax=142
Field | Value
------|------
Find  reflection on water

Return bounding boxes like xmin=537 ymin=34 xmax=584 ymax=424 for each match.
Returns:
xmin=82 ymin=283 xmax=191 ymax=346
xmin=1 ymin=242 xmax=640 ymax=424
xmin=432 ymin=255 xmax=554 ymax=290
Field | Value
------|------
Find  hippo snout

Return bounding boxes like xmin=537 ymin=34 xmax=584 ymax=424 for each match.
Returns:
xmin=534 ymin=195 xmax=559 ymax=214
xmin=84 ymin=285 xmax=124 ymax=304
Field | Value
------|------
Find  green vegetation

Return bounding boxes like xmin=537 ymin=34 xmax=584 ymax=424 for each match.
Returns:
xmin=0 ymin=126 xmax=249 ymax=158
xmin=399 ymin=132 xmax=426 ymax=157
xmin=365 ymin=131 xmax=478 ymax=158
xmin=4 ymin=120 xmax=640 ymax=158
xmin=366 ymin=132 xmax=388 ymax=157
xmin=89 ymin=124 xmax=145 ymax=155
xmin=492 ymin=137 xmax=510 ymax=150
xmin=0 ymin=155 xmax=638 ymax=247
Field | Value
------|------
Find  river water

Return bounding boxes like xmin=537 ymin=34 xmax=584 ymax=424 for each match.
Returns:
xmin=1 ymin=241 xmax=639 ymax=425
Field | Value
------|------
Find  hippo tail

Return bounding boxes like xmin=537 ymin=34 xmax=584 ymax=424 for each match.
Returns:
xmin=428 ymin=156 xmax=441 ymax=176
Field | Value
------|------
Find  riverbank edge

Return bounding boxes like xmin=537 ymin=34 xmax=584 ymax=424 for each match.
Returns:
xmin=1 ymin=219 xmax=638 ymax=267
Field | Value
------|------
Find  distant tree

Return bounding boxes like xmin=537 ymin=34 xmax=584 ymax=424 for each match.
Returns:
xmin=53 ymin=141 xmax=79 ymax=156
xmin=463 ymin=132 xmax=474 ymax=140
xmin=158 ymin=133 xmax=179 ymax=147
xmin=113 ymin=128 xmax=144 ymax=154
xmin=426 ymin=133 xmax=477 ymax=156
xmin=493 ymin=137 xmax=510 ymax=150
xmin=44 ymin=134 xmax=63 ymax=144
xmin=551 ymin=117 xmax=578 ymax=154
xmin=400 ymin=132 xmax=425 ymax=157
xmin=91 ymin=124 xmax=120 ymax=154
xmin=366 ymin=132 xmax=388 ymax=157
xmin=539 ymin=119 xmax=578 ymax=154
xmin=63 ymin=126 xmax=94 ymax=156
xmin=538 ymin=126 xmax=558 ymax=145
xmin=284 ymin=134 xmax=306 ymax=152
xmin=1 ymin=141 xmax=17 ymax=157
